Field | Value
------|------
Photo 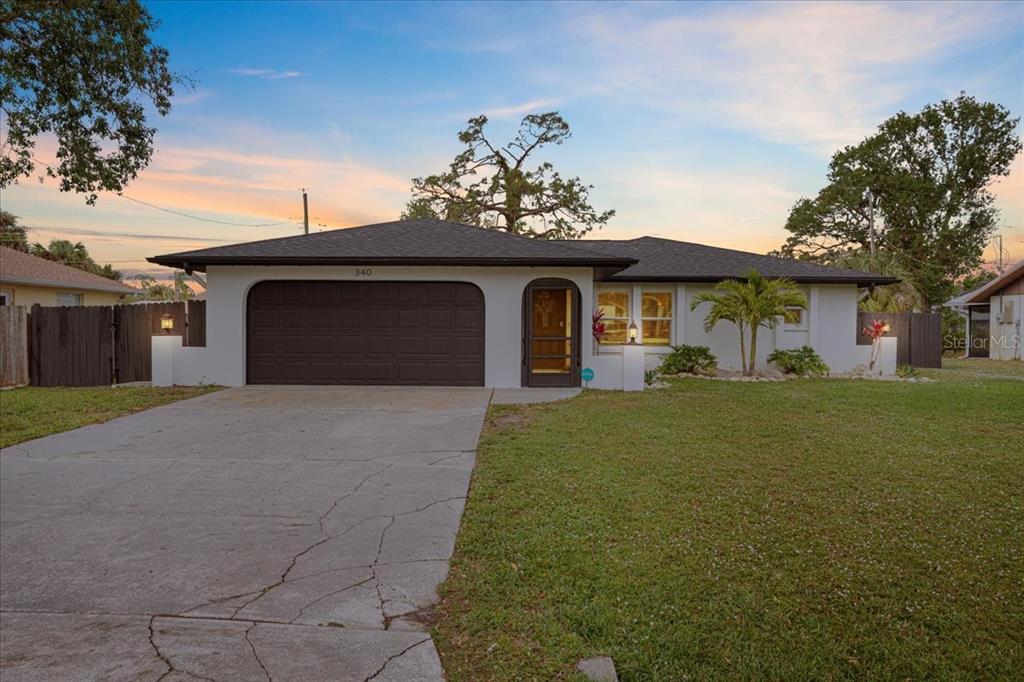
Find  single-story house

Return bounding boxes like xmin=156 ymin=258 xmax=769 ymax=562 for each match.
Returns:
xmin=148 ymin=219 xmax=897 ymax=390
xmin=950 ymin=261 xmax=1023 ymax=361
xmin=0 ymin=246 xmax=138 ymax=306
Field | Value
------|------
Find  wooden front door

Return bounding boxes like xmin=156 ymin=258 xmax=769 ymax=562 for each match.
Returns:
xmin=523 ymin=280 xmax=580 ymax=387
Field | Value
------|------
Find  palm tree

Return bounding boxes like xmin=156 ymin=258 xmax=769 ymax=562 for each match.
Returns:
xmin=833 ymin=249 xmax=921 ymax=312
xmin=690 ymin=269 xmax=807 ymax=375
xmin=0 ymin=211 xmax=30 ymax=252
xmin=31 ymin=239 xmax=91 ymax=268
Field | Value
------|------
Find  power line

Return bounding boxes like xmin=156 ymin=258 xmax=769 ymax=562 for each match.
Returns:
xmin=117 ymin=194 xmax=294 ymax=227
xmin=23 ymin=153 xmax=296 ymax=228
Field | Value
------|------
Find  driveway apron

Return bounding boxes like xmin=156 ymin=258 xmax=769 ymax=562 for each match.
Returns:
xmin=0 ymin=386 xmax=491 ymax=681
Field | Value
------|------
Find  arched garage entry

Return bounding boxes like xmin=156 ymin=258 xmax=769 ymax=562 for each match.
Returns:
xmin=246 ymin=280 xmax=485 ymax=385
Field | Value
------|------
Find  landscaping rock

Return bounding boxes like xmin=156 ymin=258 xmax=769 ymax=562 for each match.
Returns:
xmin=576 ymin=656 xmax=619 ymax=682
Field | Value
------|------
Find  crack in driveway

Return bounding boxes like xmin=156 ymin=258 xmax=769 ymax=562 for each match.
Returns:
xmin=1 ymin=386 xmax=488 ymax=681
xmin=364 ymin=637 xmax=432 ymax=682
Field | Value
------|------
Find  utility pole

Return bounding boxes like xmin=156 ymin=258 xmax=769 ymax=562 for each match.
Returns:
xmin=862 ymin=188 xmax=879 ymax=258
xmin=994 ymin=234 xmax=1006 ymax=274
xmin=302 ymin=189 xmax=309 ymax=235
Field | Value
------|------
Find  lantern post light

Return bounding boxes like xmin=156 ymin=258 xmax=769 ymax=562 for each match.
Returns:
xmin=627 ymin=319 xmax=638 ymax=344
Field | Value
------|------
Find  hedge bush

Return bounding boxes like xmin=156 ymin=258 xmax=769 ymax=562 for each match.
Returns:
xmin=766 ymin=346 xmax=830 ymax=376
xmin=659 ymin=345 xmax=718 ymax=375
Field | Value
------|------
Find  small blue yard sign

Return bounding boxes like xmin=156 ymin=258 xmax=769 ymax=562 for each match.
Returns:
xmin=581 ymin=367 xmax=595 ymax=384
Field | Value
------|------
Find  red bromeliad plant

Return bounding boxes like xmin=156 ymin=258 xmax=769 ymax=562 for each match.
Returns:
xmin=862 ymin=320 xmax=888 ymax=370
xmin=592 ymin=309 xmax=606 ymax=341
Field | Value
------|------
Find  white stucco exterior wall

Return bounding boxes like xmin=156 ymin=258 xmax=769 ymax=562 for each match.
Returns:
xmin=160 ymin=268 xmax=889 ymax=388
xmin=988 ymin=292 xmax=1023 ymax=360
xmin=593 ymin=282 xmax=872 ymax=375
xmin=166 ymin=264 xmax=600 ymax=388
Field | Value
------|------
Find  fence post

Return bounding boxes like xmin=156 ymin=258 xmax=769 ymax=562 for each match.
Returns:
xmin=29 ymin=304 xmax=41 ymax=385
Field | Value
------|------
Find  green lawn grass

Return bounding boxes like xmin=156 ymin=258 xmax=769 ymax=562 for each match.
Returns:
xmin=930 ymin=357 xmax=1024 ymax=381
xmin=0 ymin=385 xmax=220 ymax=449
xmin=435 ymin=375 xmax=1023 ymax=680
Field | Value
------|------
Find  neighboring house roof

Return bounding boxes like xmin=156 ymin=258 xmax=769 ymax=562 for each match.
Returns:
xmin=945 ymin=284 xmax=990 ymax=310
xmin=0 ymin=247 xmax=139 ymax=295
xmin=148 ymin=219 xmax=637 ymax=271
xmin=148 ymin=219 xmax=896 ymax=286
xmin=964 ymin=260 xmax=1024 ymax=304
xmin=562 ymin=236 xmax=898 ymax=286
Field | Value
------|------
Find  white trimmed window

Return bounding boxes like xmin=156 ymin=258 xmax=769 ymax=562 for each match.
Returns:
xmin=597 ymin=288 xmax=630 ymax=345
xmin=641 ymin=289 xmax=673 ymax=345
xmin=784 ymin=305 xmax=806 ymax=330
xmin=56 ymin=292 xmax=83 ymax=306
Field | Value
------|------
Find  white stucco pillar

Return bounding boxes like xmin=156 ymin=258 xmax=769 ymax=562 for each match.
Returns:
xmin=152 ymin=335 xmax=182 ymax=386
xmin=622 ymin=343 xmax=646 ymax=391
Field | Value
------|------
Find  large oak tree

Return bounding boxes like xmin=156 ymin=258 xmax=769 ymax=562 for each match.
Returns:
xmin=778 ymin=94 xmax=1021 ymax=307
xmin=404 ymin=112 xmax=614 ymax=239
xmin=1 ymin=0 xmax=181 ymax=204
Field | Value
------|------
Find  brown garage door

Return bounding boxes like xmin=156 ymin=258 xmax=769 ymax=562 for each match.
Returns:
xmin=247 ymin=281 xmax=485 ymax=385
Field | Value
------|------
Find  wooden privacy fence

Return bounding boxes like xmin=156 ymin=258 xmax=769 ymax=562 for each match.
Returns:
xmin=0 ymin=305 xmax=31 ymax=386
xmin=0 ymin=300 xmax=206 ymax=387
xmin=856 ymin=311 xmax=942 ymax=368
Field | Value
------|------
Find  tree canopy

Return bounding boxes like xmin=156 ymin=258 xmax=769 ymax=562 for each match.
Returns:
xmin=30 ymin=238 xmax=122 ymax=280
xmin=131 ymin=272 xmax=193 ymax=301
xmin=0 ymin=210 xmax=29 ymax=251
xmin=404 ymin=112 xmax=614 ymax=239
xmin=778 ymin=94 xmax=1021 ymax=307
xmin=0 ymin=0 xmax=181 ymax=204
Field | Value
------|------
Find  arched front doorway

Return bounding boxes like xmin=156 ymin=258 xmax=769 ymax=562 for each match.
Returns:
xmin=522 ymin=278 xmax=581 ymax=387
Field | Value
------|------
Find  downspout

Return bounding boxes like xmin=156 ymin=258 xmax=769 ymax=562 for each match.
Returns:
xmin=960 ymin=306 xmax=971 ymax=360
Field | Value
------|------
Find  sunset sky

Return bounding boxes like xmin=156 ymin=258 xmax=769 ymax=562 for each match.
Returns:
xmin=4 ymin=1 xmax=1023 ymax=282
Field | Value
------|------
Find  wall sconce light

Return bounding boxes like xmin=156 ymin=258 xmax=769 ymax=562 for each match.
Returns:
xmin=160 ymin=313 xmax=174 ymax=334
xmin=881 ymin=322 xmax=890 ymax=333
xmin=627 ymin=319 xmax=638 ymax=344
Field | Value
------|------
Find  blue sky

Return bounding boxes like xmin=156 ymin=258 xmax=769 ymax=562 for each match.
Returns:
xmin=5 ymin=1 xmax=1023 ymax=279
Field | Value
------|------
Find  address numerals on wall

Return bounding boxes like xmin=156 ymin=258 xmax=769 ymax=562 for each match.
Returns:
xmin=353 ymin=268 xmax=373 ymax=277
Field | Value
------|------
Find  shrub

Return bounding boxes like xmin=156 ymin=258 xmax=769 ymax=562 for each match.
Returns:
xmin=659 ymin=345 xmax=718 ymax=375
xmin=767 ymin=346 xmax=829 ymax=376
xmin=644 ymin=369 xmax=657 ymax=385
xmin=896 ymin=364 xmax=919 ymax=378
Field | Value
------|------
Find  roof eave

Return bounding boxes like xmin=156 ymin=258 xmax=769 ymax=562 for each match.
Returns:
xmin=964 ymin=262 xmax=1024 ymax=303
xmin=600 ymin=274 xmax=901 ymax=287
xmin=0 ymin=275 xmax=138 ymax=295
xmin=147 ymin=256 xmax=637 ymax=272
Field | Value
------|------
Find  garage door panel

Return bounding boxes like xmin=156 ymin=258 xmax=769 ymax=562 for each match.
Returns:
xmin=309 ymin=309 xmax=336 ymax=328
xmin=247 ymin=281 xmax=484 ymax=385
xmin=250 ymin=310 xmax=282 ymax=328
xmin=369 ymin=309 xmax=395 ymax=327
xmin=425 ymin=310 xmax=453 ymax=329
xmin=397 ymin=310 xmax=422 ymax=328
xmin=454 ymin=310 xmax=483 ymax=329
xmin=451 ymin=336 xmax=484 ymax=355
xmin=339 ymin=310 xmax=364 ymax=328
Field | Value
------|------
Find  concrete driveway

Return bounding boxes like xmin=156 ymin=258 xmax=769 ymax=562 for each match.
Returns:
xmin=1 ymin=386 xmax=491 ymax=681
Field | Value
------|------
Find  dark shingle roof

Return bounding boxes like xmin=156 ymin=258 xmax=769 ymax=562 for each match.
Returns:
xmin=560 ymin=237 xmax=898 ymax=286
xmin=148 ymin=219 xmax=897 ymax=286
xmin=148 ymin=219 xmax=636 ymax=271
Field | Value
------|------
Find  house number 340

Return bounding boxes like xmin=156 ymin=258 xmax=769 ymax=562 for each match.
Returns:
xmin=354 ymin=268 xmax=372 ymax=277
